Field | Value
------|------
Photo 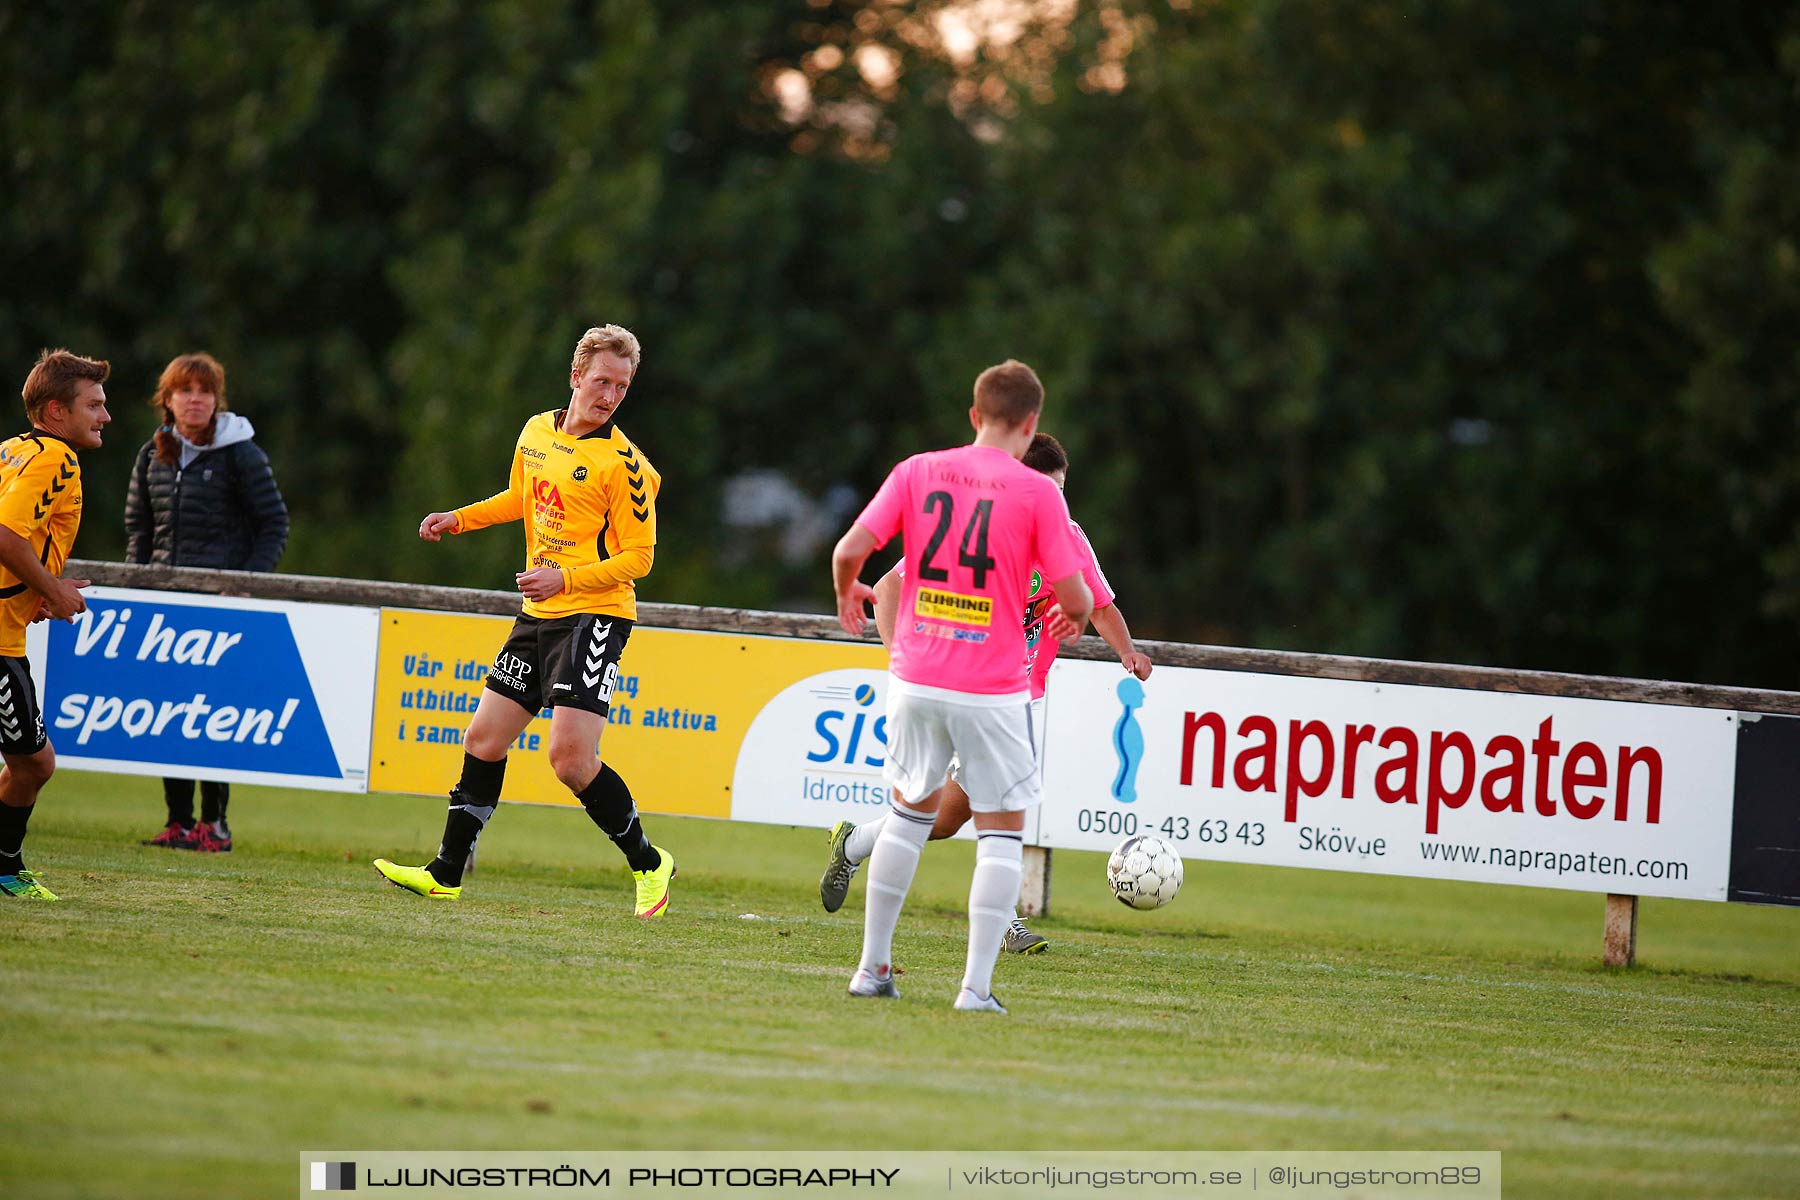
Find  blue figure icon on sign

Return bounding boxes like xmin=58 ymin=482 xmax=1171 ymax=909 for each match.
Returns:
xmin=1111 ymin=676 xmax=1146 ymax=803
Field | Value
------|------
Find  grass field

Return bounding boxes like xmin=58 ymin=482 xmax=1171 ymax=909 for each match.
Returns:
xmin=3 ymin=772 xmax=1797 ymax=1199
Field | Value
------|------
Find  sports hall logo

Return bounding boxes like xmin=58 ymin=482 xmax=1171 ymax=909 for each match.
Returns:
xmin=806 ymin=682 xmax=885 ymax=768
xmin=728 ymin=668 xmax=889 ymax=826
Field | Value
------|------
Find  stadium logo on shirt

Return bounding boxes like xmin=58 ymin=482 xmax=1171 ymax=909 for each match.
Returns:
xmin=914 ymin=587 xmax=992 ymax=626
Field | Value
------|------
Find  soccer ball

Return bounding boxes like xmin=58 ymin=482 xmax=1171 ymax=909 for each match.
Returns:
xmin=1106 ymin=834 xmax=1184 ymax=909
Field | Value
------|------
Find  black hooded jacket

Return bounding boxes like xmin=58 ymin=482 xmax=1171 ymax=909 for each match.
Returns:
xmin=124 ymin=415 xmax=288 ymax=571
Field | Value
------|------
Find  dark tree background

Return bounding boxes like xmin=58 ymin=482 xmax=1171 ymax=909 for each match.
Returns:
xmin=3 ymin=0 xmax=1796 ymax=686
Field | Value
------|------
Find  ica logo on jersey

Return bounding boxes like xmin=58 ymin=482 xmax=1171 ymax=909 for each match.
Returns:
xmin=806 ymin=682 xmax=887 ymax=767
xmin=531 ymin=477 xmax=565 ymax=511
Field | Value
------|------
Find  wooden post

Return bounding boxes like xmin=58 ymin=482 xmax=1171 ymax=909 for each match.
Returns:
xmin=1603 ymin=893 xmax=1638 ymax=967
xmin=1019 ymin=846 xmax=1052 ymax=918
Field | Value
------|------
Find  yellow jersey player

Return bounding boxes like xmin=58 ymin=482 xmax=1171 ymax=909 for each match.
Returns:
xmin=374 ymin=325 xmax=675 ymax=916
xmin=0 ymin=349 xmax=112 ymax=901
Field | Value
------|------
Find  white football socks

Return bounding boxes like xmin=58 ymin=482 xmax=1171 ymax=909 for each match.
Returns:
xmin=960 ymin=831 xmax=1024 ymax=1000
xmin=856 ymin=802 xmax=935 ymax=975
xmin=844 ymin=816 xmax=884 ymax=865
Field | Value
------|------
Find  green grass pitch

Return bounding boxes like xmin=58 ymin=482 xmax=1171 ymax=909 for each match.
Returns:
xmin=3 ymin=772 xmax=1797 ymax=1199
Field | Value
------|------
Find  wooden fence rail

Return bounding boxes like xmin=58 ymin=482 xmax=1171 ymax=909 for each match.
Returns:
xmin=68 ymin=560 xmax=1800 ymax=716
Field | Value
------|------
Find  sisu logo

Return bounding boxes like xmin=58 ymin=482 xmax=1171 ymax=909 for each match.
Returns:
xmin=728 ymin=667 xmax=891 ymax=820
xmin=806 ymin=682 xmax=887 ymax=767
xmin=531 ymin=477 xmax=565 ymax=511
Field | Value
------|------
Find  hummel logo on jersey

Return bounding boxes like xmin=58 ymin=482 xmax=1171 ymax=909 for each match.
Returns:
xmin=0 ymin=675 xmax=19 ymax=741
xmin=582 ymin=621 xmax=613 ymax=688
xmin=619 ymin=447 xmax=649 ymax=521
xmin=32 ymin=457 xmax=76 ymax=520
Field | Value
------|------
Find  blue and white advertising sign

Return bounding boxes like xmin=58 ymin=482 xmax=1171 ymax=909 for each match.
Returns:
xmin=27 ymin=587 xmax=379 ymax=792
xmin=727 ymin=666 xmax=1013 ymax=841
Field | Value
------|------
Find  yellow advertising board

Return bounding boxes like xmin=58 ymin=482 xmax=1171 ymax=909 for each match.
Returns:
xmin=368 ymin=608 xmax=886 ymax=818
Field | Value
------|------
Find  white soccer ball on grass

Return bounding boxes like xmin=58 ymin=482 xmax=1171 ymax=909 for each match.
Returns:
xmin=1106 ymin=833 xmax=1184 ymax=909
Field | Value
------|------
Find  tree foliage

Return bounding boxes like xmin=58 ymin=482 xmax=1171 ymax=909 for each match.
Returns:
xmin=3 ymin=0 xmax=1796 ymax=686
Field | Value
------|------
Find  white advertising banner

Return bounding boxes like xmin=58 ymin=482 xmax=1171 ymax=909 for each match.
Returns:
xmin=28 ymin=586 xmax=379 ymax=792
xmin=1037 ymin=659 xmax=1739 ymax=901
xmin=729 ymin=667 xmax=993 ymax=841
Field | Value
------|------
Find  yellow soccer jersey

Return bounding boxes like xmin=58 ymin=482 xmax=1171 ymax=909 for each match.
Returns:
xmin=453 ymin=410 xmax=661 ymax=620
xmin=0 ymin=431 xmax=83 ymax=656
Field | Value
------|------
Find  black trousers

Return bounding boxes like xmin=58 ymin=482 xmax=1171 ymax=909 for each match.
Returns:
xmin=163 ymin=778 xmax=230 ymax=825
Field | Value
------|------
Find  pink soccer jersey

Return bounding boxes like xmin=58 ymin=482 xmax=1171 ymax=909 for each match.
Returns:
xmin=1024 ymin=520 xmax=1115 ymax=699
xmin=856 ymin=445 xmax=1086 ymax=696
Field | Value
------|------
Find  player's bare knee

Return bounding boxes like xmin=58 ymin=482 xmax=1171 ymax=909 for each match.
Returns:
xmin=4 ymin=747 xmax=54 ymax=794
xmin=458 ymin=733 xmax=497 ymax=761
xmin=549 ymin=747 xmax=595 ymax=792
xmin=927 ymin=813 xmax=965 ymax=841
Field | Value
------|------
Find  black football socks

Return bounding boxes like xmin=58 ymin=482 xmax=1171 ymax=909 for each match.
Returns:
xmin=575 ymin=764 xmax=660 ymax=873
xmin=0 ymin=800 xmax=33 ymax=875
xmin=429 ymin=752 xmax=506 ymax=887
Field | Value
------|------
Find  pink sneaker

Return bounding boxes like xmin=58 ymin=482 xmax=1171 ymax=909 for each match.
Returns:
xmin=189 ymin=821 xmax=233 ymax=853
xmin=141 ymin=822 xmax=196 ymax=849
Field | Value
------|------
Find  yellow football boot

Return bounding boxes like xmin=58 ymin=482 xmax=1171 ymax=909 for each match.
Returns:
xmin=633 ymin=847 xmax=675 ymax=918
xmin=373 ymin=859 xmax=460 ymax=900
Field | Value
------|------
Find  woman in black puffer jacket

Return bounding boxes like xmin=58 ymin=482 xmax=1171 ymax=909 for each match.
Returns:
xmin=125 ymin=352 xmax=288 ymax=853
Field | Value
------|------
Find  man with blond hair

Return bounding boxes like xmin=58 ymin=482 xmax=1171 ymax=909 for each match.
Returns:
xmin=831 ymin=359 xmax=1093 ymax=1012
xmin=0 ymin=349 xmax=111 ymax=900
xmin=375 ymin=325 xmax=675 ymax=916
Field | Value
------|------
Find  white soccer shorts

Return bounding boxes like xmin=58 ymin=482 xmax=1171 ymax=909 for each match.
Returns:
xmin=946 ymin=696 xmax=1046 ymax=789
xmin=884 ymin=684 xmax=1042 ymax=813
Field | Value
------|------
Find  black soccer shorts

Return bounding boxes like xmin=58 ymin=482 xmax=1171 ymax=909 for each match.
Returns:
xmin=484 ymin=613 xmax=634 ymax=718
xmin=0 ymin=655 xmax=48 ymax=755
